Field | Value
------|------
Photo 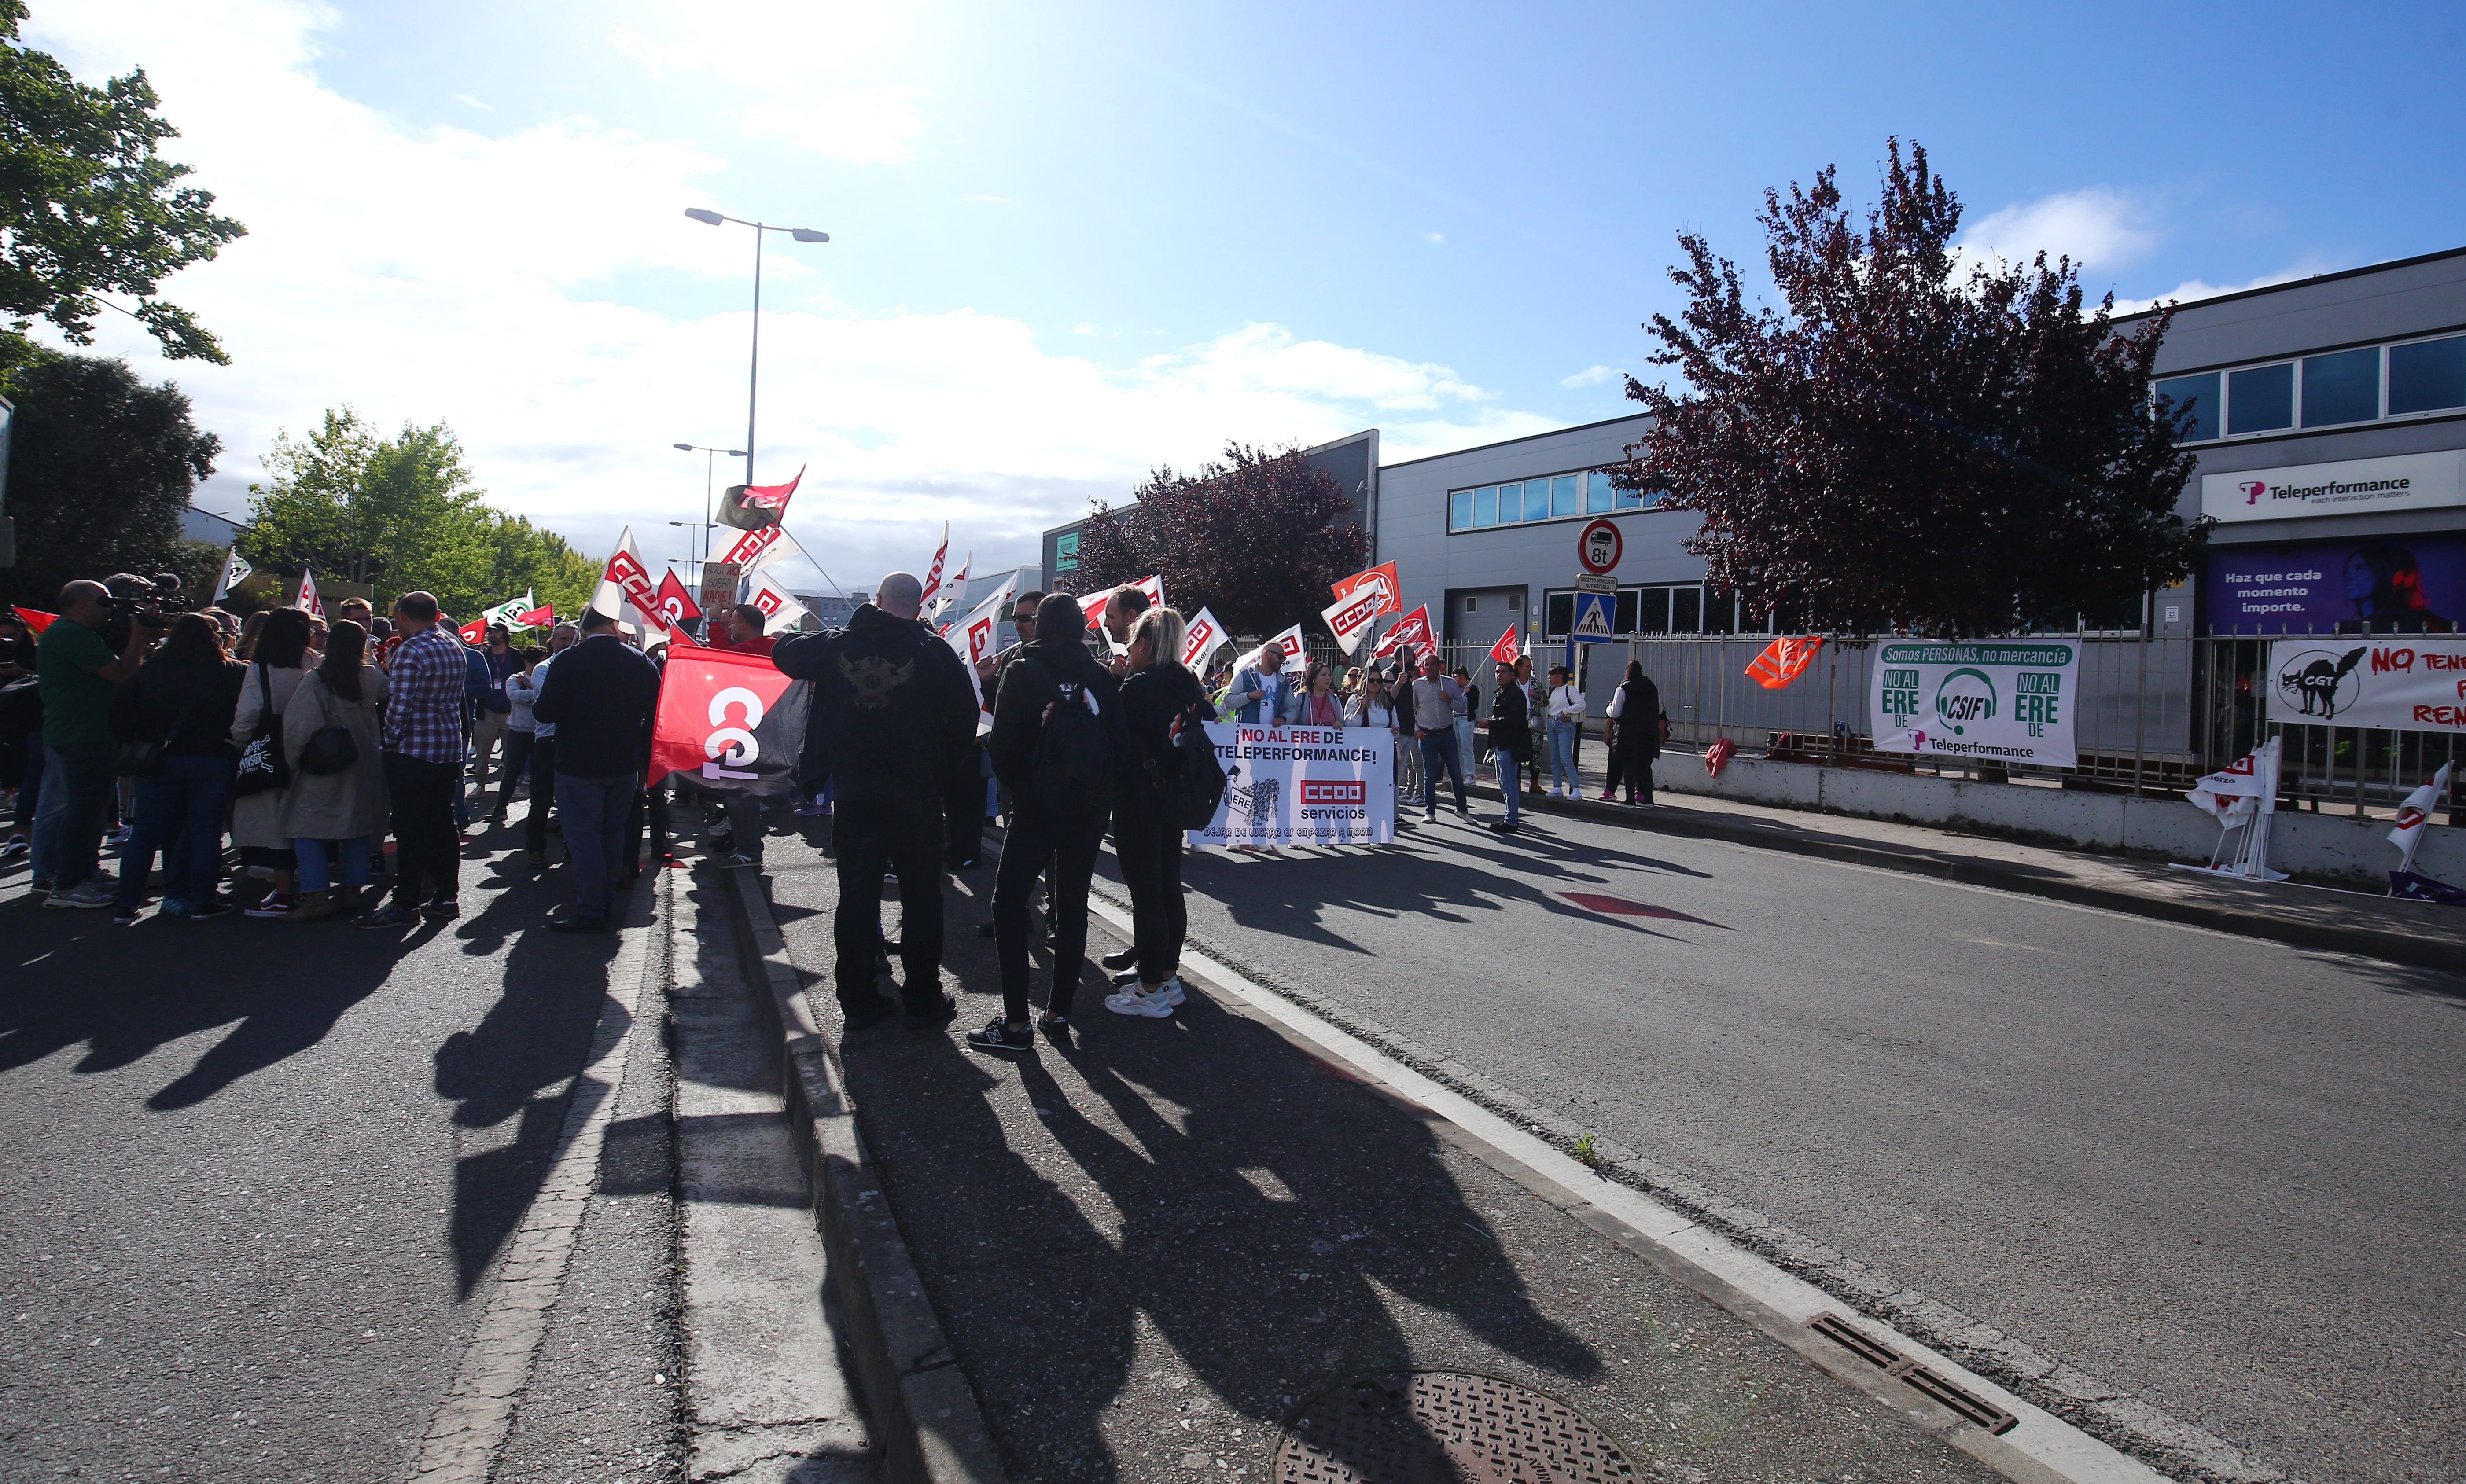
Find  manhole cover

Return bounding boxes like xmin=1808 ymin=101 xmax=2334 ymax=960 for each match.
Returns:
xmin=1276 ymin=1371 xmax=1637 ymax=1484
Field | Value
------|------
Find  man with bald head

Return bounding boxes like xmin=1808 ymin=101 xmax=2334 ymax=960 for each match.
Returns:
xmin=31 ymin=580 xmax=152 ymax=904
xmin=773 ymin=569 xmax=978 ymax=1031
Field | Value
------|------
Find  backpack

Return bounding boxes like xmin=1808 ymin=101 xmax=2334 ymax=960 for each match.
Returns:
xmin=1028 ymin=661 xmax=1114 ymax=814
xmin=1162 ymin=698 xmax=1227 ymax=828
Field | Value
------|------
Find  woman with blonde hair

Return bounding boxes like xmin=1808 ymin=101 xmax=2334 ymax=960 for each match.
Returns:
xmin=1103 ymin=606 xmax=1207 ymax=1020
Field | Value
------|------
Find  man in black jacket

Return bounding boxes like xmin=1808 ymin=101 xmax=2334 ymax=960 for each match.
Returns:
xmin=773 ymin=572 xmax=978 ymax=1030
xmin=531 ymin=610 xmax=661 ymax=931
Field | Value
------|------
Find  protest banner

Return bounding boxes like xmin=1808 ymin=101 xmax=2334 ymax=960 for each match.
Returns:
xmin=649 ymin=644 xmax=810 ymax=804
xmin=1181 ymin=606 xmax=1231 ymax=672
xmin=1187 ymin=723 xmax=1395 ymax=849
xmin=1871 ymin=640 xmax=2079 ymax=768
xmin=2265 ymin=636 xmax=2466 ymax=732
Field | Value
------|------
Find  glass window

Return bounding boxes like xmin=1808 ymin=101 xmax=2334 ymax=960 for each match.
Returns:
xmin=1472 ymin=486 xmax=1497 ymax=527
xmin=1586 ymin=470 xmax=1615 ymax=514
xmin=1703 ymin=590 xmax=1738 ymax=635
xmin=1613 ymin=590 xmax=1637 ymax=633
xmin=1497 ymin=482 xmax=1523 ymax=523
xmin=1617 ymin=485 xmax=1649 ymax=510
xmin=1464 ymin=596 xmax=1477 ymax=611
xmin=2227 ymin=362 xmax=2293 ymax=435
xmin=1450 ymin=489 xmax=1472 ymax=529
xmin=1631 ymin=586 xmax=1670 ymax=635
xmin=2302 ymin=347 xmax=2380 ymax=427
xmin=1543 ymin=591 xmax=1574 ymax=639
xmin=1507 ymin=592 xmax=1520 ymax=610
xmin=2390 ymin=334 xmax=2466 ymax=415
xmin=2153 ymin=371 xmax=2219 ymax=442
xmin=1524 ymin=482 xmax=1552 ymax=522
xmin=1672 ymin=586 xmax=1703 ymax=632
xmin=1551 ymin=475 xmax=1579 ymax=518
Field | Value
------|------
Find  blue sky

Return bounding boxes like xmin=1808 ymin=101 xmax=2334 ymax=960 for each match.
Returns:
xmin=34 ymin=0 xmax=2466 ymax=590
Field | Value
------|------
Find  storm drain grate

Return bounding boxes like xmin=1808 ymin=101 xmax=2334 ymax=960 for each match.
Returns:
xmin=1807 ymin=1313 xmax=2018 ymax=1435
xmin=1276 ymin=1371 xmax=1636 ymax=1484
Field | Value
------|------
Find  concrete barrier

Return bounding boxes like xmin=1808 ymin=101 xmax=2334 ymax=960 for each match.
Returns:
xmin=1646 ymin=753 xmax=2462 ymax=886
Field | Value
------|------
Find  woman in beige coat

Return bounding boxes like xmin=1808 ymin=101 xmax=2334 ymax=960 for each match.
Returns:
xmin=229 ymin=607 xmax=315 ymax=918
xmin=280 ymin=619 xmax=389 ymax=922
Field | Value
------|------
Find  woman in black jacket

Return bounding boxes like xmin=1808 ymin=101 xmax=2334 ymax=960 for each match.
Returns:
xmin=1605 ymin=660 xmax=1666 ymax=806
xmin=108 ymin=613 xmax=245 ymax=920
xmin=1101 ymin=607 xmax=1207 ymax=1019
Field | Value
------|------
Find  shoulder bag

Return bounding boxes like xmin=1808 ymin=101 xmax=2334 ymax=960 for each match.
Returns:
xmin=112 ymin=671 xmax=207 ymax=779
xmin=231 ymin=664 xmax=293 ymax=797
xmin=296 ymin=677 xmax=361 ymax=776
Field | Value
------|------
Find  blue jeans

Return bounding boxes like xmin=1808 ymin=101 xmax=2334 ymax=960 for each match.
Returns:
xmin=10 ymin=731 xmax=40 ymax=835
xmin=555 ymin=772 xmax=637 ymax=915
xmin=32 ymin=741 xmax=114 ymax=887
xmin=1548 ymin=720 xmax=1579 ymax=793
xmin=1418 ymin=729 xmax=1465 ymax=815
xmin=1499 ymin=756 xmax=1522 ymax=825
xmin=118 ymin=754 xmax=234 ymax=908
xmin=294 ymin=835 xmax=372 ymax=893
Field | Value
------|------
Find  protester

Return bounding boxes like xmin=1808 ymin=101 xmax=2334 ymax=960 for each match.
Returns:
xmin=0 ymin=610 xmax=39 ymax=860
xmin=233 ymin=609 xmax=268 ymax=662
xmin=1513 ymin=654 xmax=1544 ymax=795
xmin=336 ymin=597 xmax=375 ymax=635
xmin=1410 ymin=650 xmax=1470 ymax=822
xmin=1450 ymin=665 xmax=1479 ymax=779
xmin=1389 ymin=656 xmax=1423 ymax=803
xmin=280 ymin=619 xmax=389 ymax=922
xmin=307 ymin=615 xmax=329 ymax=655
xmin=1287 ymin=659 xmax=1345 ymax=727
xmin=29 ymin=581 xmax=153 ymax=905
xmin=715 ymin=603 xmax=775 ymax=657
xmin=774 ymin=571 xmax=976 ymax=1027
xmin=469 ymin=624 xmax=519 ymax=808
xmin=452 ymin=618 xmax=489 ymax=831
xmin=972 ymin=591 xmax=1123 ymax=1054
xmin=107 ymin=613 xmax=245 ymax=920
xmin=1605 ymin=659 xmax=1666 ymax=806
xmin=1226 ymin=643 xmax=1288 ymax=725
xmin=1545 ymin=663 xmax=1585 ymax=797
xmin=492 ymin=646 xmax=543 ymax=824
xmin=522 ymin=621 xmax=579 ymax=867
xmin=1487 ymin=662 xmax=1532 ymax=834
xmin=361 ymin=590 xmax=465 ymax=929
xmin=228 ymin=607 xmax=314 ymax=917
xmin=530 ymin=610 xmax=661 ymax=931
xmin=1099 ymin=606 xmax=1207 ymax=1018
xmin=972 ymin=590 xmax=1045 ymax=941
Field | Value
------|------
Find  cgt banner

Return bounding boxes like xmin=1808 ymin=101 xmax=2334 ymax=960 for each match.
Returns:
xmin=1871 ymin=640 xmax=2080 ymax=768
xmin=1188 ymin=724 xmax=1395 ymax=850
xmin=2266 ymin=636 xmax=2466 ymax=732
xmin=649 ymin=644 xmax=812 ymax=804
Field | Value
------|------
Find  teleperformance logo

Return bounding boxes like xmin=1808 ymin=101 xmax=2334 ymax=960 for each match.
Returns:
xmin=2242 ymin=473 xmax=2413 ymax=507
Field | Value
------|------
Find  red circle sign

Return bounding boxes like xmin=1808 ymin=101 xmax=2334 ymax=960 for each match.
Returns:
xmin=1577 ymin=518 xmax=1622 ymax=575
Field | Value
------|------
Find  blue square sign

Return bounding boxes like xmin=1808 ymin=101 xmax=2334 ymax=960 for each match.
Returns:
xmin=1569 ymin=590 xmax=1616 ymax=642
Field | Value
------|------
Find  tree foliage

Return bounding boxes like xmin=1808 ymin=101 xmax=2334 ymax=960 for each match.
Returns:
xmin=1067 ymin=442 xmax=1367 ymax=639
xmin=1607 ymin=139 xmax=2203 ymax=637
xmin=0 ymin=0 xmax=244 ymax=364
xmin=0 ymin=346 xmax=218 ymax=608
xmin=243 ymin=408 xmax=599 ymax=622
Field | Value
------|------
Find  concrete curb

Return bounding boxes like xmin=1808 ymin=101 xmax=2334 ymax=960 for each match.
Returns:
xmin=1462 ymin=781 xmax=2466 ymax=976
xmin=717 ymin=863 xmax=1009 ymax=1484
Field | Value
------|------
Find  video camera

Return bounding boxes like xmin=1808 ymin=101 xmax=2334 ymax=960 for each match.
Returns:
xmin=100 ymin=572 xmax=185 ymax=628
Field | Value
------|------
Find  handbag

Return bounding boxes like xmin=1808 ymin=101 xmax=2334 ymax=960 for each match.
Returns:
xmin=298 ymin=712 xmax=360 ymax=776
xmin=230 ymin=664 xmax=292 ymax=798
xmin=113 ymin=669 xmax=209 ymax=779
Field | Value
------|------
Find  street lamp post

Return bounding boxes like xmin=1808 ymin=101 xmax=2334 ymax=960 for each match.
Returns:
xmin=682 ymin=209 xmax=829 ymax=488
xmin=670 ymin=443 xmax=746 ymax=570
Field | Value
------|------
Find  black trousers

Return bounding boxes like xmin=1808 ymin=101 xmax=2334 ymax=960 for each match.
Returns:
xmin=1114 ymin=809 xmax=1185 ymax=985
xmin=1617 ymin=750 xmax=1655 ymax=803
xmin=525 ymin=734 xmax=559 ymax=853
xmin=492 ymin=730 xmax=537 ymax=816
xmin=945 ymin=775 xmax=985 ymax=865
xmin=994 ymin=803 xmax=1107 ymax=1024
xmin=383 ymin=753 xmax=460 ymax=907
xmin=833 ymin=797 xmax=946 ymax=1017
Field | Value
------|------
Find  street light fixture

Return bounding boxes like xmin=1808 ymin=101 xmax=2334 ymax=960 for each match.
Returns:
xmin=682 ymin=207 xmax=830 ymax=489
xmin=672 ymin=442 xmax=748 ymax=572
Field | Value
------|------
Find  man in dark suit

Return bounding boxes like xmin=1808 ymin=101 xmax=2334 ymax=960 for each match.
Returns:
xmin=531 ymin=610 xmax=662 ymax=931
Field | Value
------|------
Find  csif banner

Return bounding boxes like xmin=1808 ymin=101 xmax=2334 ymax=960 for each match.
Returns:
xmin=1870 ymin=640 xmax=2080 ymax=768
xmin=649 ymin=645 xmax=811 ymax=804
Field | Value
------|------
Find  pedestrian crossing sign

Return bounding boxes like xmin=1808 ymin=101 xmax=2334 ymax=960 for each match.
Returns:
xmin=1570 ymin=590 xmax=1615 ymax=642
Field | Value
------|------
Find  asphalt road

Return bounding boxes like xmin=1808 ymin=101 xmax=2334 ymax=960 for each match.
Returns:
xmin=1097 ymin=806 xmax=2466 ymax=1484
xmin=0 ymin=824 xmax=681 ymax=1482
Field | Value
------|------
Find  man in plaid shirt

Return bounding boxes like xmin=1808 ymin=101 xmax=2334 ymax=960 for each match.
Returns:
xmin=361 ymin=590 xmax=467 ymax=927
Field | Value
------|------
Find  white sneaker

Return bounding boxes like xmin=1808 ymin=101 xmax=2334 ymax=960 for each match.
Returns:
xmin=1156 ymin=976 xmax=1188 ymax=1007
xmin=1104 ymin=985 xmax=1175 ymax=1018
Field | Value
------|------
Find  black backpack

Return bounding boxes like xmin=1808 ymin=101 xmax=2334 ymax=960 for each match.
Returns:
xmin=1029 ymin=662 xmax=1115 ymax=814
xmin=1162 ymin=699 xmax=1227 ymax=828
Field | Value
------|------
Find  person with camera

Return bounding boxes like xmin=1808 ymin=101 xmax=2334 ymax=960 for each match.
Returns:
xmin=104 ymin=613 xmax=246 ymax=921
xmin=31 ymin=581 xmax=155 ymax=907
xmin=280 ymin=619 xmax=390 ymax=923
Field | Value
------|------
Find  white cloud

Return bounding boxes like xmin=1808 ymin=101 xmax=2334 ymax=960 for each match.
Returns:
xmin=1071 ymin=322 xmax=1098 ymax=336
xmin=1956 ymin=188 xmax=2158 ymax=273
xmin=451 ymin=93 xmax=492 ymax=112
xmin=1421 ymin=231 xmax=1445 ymax=246
xmin=739 ymin=90 xmax=928 ymax=168
xmin=24 ymin=0 xmax=1553 ymax=593
xmin=602 ymin=5 xmax=930 ymax=165
xmin=1559 ymin=364 xmax=1622 ymax=389
xmin=2108 ymin=263 xmax=2330 ymax=317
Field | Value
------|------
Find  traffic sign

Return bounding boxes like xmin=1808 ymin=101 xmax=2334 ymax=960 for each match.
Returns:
xmin=1569 ymin=590 xmax=1616 ymax=642
xmin=1574 ymin=572 xmax=1618 ymax=595
xmin=1577 ymin=518 xmax=1622 ymax=574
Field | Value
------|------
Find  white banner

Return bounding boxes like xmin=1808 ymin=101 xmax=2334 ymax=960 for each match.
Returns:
xmin=2267 ymin=637 xmax=2466 ymax=732
xmin=1188 ymin=724 xmax=1395 ymax=850
xmin=1871 ymin=640 xmax=2080 ymax=768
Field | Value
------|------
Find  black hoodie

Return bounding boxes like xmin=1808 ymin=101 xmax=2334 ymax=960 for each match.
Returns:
xmin=988 ymin=634 xmax=1122 ymax=806
xmin=772 ymin=604 xmax=977 ymax=804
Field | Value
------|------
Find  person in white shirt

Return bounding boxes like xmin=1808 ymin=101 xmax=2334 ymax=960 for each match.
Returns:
xmin=1544 ymin=663 xmax=1585 ymax=797
xmin=488 ymin=646 xmax=545 ymax=824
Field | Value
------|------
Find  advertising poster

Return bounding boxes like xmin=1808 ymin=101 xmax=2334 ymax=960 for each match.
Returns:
xmin=2265 ymin=636 xmax=2466 ymax=733
xmin=1188 ymin=724 xmax=1395 ymax=849
xmin=2206 ymin=536 xmax=2466 ymax=634
xmin=1871 ymin=640 xmax=2080 ymax=768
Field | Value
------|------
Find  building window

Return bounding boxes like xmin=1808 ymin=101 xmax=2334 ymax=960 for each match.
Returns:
xmin=1550 ymin=475 xmax=1579 ymax=518
xmin=2154 ymin=371 xmax=2219 ymax=441
xmin=1450 ymin=466 xmax=1656 ymax=531
xmin=1472 ymin=486 xmax=1497 ymax=525
xmin=1450 ymin=489 xmax=1473 ymax=528
xmin=1540 ymin=584 xmax=1761 ymax=638
xmin=1585 ymin=470 xmax=1614 ymax=514
xmin=2226 ymin=363 xmax=2294 ymax=435
xmin=2301 ymin=347 xmax=2380 ymax=427
xmin=1543 ymin=591 xmax=1574 ymax=638
xmin=1464 ymin=596 xmax=1477 ymax=611
xmin=2390 ymin=333 xmax=2466 ymax=415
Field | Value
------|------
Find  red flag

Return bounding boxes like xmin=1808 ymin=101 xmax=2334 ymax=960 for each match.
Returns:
xmin=12 ymin=606 xmax=55 ymax=634
xmin=1745 ymin=635 xmax=1823 ymax=690
xmin=652 ymin=569 xmax=704 ymax=630
xmin=457 ymin=617 xmax=488 ymax=644
xmin=649 ymin=643 xmax=807 ymax=801
xmin=1373 ymin=604 xmax=1433 ymax=662
xmin=739 ymin=467 xmax=802 ymax=511
xmin=1488 ymin=623 xmax=1521 ymax=665
xmin=1331 ymin=562 xmax=1401 ymax=618
xmin=517 ymin=604 xmax=554 ymax=628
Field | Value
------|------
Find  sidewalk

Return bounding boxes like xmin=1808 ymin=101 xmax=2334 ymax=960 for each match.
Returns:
xmin=755 ymin=843 xmax=2024 ymax=1484
xmin=1454 ymin=746 xmax=2466 ymax=975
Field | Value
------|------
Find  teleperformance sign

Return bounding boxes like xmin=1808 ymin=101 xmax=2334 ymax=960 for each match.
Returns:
xmin=1189 ymin=724 xmax=1396 ymax=849
xmin=2201 ymin=451 xmax=2465 ymax=525
xmin=2266 ymin=637 xmax=2466 ymax=732
xmin=1871 ymin=641 xmax=2080 ymax=768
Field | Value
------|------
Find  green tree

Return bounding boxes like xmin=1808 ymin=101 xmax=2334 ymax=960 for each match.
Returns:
xmin=0 ymin=346 xmax=219 ymax=608
xmin=0 ymin=0 xmax=243 ymax=364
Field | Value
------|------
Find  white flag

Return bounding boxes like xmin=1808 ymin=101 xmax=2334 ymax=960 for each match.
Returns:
xmin=951 ymin=571 xmax=1020 ymax=671
xmin=1180 ymin=606 xmax=1231 ymax=672
xmin=716 ymin=523 xmax=807 ymax=576
xmin=917 ymin=522 xmax=952 ymax=612
xmin=746 ymin=570 xmax=812 ymax=633
xmin=935 ymin=553 xmax=973 ymax=617
xmin=591 ymin=527 xmax=669 ymax=636
xmin=1262 ymin=622 xmax=1307 ymax=672
xmin=1320 ymin=585 xmax=1384 ymax=655
xmin=213 ymin=547 xmax=251 ymax=603
xmin=482 ymin=590 xmax=534 ymax=631
xmin=2389 ymin=761 xmax=2452 ymax=870
xmin=2186 ymin=735 xmax=2281 ymax=819
xmin=294 ymin=567 xmax=322 ymax=617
